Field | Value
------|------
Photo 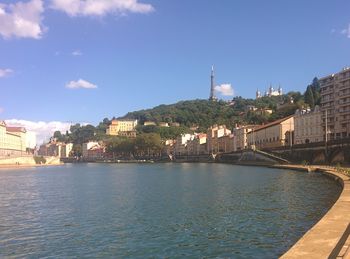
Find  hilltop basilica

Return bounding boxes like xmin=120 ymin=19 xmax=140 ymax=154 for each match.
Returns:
xmin=256 ymin=85 xmax=282 ymax=99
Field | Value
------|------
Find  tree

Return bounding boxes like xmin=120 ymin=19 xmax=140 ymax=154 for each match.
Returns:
xmin=53 ymin=131 xmax=63 ymax=139
xmin=71 ymin=144 xmax=82 ymax=157
xmin=304 ymin=85 xmax=315 ymax=108
xmin=311 ymin=77 xmax=321 ymax=106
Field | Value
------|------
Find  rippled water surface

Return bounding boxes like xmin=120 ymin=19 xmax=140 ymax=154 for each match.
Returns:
xmin=0 ymin=163 xmax=342 ymax=258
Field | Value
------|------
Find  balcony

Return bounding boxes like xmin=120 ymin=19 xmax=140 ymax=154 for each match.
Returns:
xmin=338 ymin=101 xmax=350 ymax=107
xmin=321 ymin=99 xmax=334 ymax=104
xmin=337 ymin=75 xmax=350 ymax=83
xmin=321 ymin=88 xmax=334 ymax=95
xmin=338 ymin=84 xmax=350 ymax=91
xmin=338 ymin=91 xmax=350 ymax=98
xmin=338 ymin=109 xmax=350 ymax=114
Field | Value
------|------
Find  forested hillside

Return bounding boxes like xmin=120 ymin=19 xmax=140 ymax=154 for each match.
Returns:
xmin=120 ymin=77 xmax=320 ymax=130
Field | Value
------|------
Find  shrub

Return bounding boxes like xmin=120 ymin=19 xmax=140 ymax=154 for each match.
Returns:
xmin=34 ymin=156 xmax=46 ymax=164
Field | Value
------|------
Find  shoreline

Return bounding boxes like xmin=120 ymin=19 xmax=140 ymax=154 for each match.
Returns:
xmin=274 ymin=165 xmax=350 ymax=259
xmin=0 ymin=163 xmax=64 ymax=170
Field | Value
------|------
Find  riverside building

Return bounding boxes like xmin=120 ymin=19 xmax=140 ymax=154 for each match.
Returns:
xmin=0 ymin=121 xmax=27 ymax=157
xmin=294 ymin=106 xmax=323 ymax=145
xmin=233 ymin=125 xmax=256 ymax=151
xmin=207 ymin=125 xmax=232 ymax=154
xmin=106 ymin=119 xmax=138 ymax=137
xmin=319 ymin=67 xmax=350 ymax=140
xmin=247 ymin=116 xmax=294 ymax=149
xmin=187 ymin=133 xmax=208 ymax=155
xmin=174 ymin=134 xmax=195 ymax=156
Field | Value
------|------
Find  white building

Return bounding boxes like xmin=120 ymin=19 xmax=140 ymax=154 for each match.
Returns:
xmin=174 ymin=134 xmax=195 ymax=156
xmin=61 ymin=143 xmax=73 ymax=158
xmin=294 ymin=106 xmax=323 ymax=145
xmin=82 ymin=142 xmax=100 ymax=158
xmin=26 ymin=131 xmax=37 ymax=149
xmin=256 ymin=85 xmax=283 ymax=99
xmin=207 ymin=125 xmax=232 ymax=154
xmin=233 ymin=125 xmax=256 ymax=151
xmin=0 ymin=121 xmax=27 ymax=157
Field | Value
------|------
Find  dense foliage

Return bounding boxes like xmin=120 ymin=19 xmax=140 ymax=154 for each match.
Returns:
xmin=105 ymin=133 xmax=163 ymax=158
xmin=50 ymin=78 xmax=321 ymax=153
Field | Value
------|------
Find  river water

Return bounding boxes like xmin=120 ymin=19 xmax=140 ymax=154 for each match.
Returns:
xmin=0 ymin=163 xmax=342 ymax=258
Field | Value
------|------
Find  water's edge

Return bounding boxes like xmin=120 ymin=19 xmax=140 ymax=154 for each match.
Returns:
xmin=272 ymin=165 xmax=350 ymax=259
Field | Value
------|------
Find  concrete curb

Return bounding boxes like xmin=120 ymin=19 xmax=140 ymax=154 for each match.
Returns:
xmin=275 ymin=165 xmax=350 ymax=259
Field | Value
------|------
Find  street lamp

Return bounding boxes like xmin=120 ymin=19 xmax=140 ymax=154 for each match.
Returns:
xmin=324 ymin=108 xmax=331 ymax=154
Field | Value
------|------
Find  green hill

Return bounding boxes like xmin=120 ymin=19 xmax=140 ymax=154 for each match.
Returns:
xmin=120 ymin=95 xmax=297 ymax=131
xmin=120 ymin=77 xmax=321 ymax=131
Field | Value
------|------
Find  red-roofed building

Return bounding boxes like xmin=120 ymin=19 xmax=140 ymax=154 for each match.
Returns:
xmin=247 ymin=116 xmax=294 ymax=149
xmin=0 ymin=121 xmax=27 ymax=157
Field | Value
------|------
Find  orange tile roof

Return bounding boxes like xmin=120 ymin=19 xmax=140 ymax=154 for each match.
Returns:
xmin=248 ymin=115 xmax=294 ymax=133
xmin=6 ymin=126 xmax=26 ymax=133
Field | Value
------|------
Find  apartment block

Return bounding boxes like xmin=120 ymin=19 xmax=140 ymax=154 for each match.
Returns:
xmin=319 ymin=67 xmax=350 ymax=140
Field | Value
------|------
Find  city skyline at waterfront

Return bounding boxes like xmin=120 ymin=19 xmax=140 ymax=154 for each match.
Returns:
xmin=0 ymin=0 xmax=350 ymax=125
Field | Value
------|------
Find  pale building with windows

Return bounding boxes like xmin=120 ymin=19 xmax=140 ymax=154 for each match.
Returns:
xmin=61 ymin=143 xmax=73 ymax=158
xmin=247 ymin=116 xmax=294 ymax=149
xmin=207 ymin=125 xmax=232 ymax=154
xmin=0 ymin=121 xmax=27 ymax=157
xmin=106 ymin=119 xmax=138 ymax=137
xmin=233 ymin=125 xmax=256 ymax=151
xmin=319 ymin=67 xmax=350 ymax=140
xmin=294 ymin=106 xmax=323 ymax=145
xmin=174 ymin=134 xmax=195 ymax=156
xmin=82 ymin=142 xmax=100 ymax=158
xmin=187 ymin=133 xmax=207 ymax=155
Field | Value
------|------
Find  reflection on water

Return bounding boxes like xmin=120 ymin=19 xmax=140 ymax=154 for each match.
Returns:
xmin=0 ymin=163 xmax=341 ymax=258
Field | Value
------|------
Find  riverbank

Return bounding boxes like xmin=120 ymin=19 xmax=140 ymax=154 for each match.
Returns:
xmin=0 ymin=163 xmax=64 ymax=170
xmin=275 ymin=165 xmax=350 ymax=259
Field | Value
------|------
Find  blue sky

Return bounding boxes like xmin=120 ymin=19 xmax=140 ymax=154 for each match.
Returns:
xmin=1 ymin=0 xmax=350 ymax=127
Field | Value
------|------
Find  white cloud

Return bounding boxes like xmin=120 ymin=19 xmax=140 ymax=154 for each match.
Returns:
xmin=0 ymin=68 xmax=13 ymax=78
xmin=0 ymin=0 xmax=45 ymax=39
xmin=72 ymin=49 xmax=82 ymax=56
xmin=50 ymin=0 xmax=154 ymax=17
xmin=5 ymin=119 xmax=73 ymax=145
xmin=215 ymin=83 xmax=234 ymax=96
xmin=66 ymin=79 xmax=97 ymax=89
xmin=341 ymin=24 xmax=350 ymax=38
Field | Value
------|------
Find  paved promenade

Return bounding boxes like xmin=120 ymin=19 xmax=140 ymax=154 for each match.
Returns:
xmin=276 ymin=165 xmax=350 ymax=259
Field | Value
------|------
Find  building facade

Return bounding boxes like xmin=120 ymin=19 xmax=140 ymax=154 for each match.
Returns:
xmin=233 ymin=125 xmax=256 ymax=151
xmin=217 ymin=134 xmax=235 ymax=153
xmin=187 ymin=133 xmax=207 ymax=155
xmin=0 ymin=121 xmax=27 ymax=157
xmin=247 ymin=116 xmax=294 ymax=149
xmin=294 ymin=106 xmax=323 ymax=145
xmin=207 ymin=125 xmax=232 ymax=154
xmin=106 ymin=119 xmax=138 ymax=137
xmin=82 ymin=142 xmax=100 ymax=158
xmin=319 ymin=67 xmax=350 ymax=140
xmin=61 ymin=143 xmax=73 ymax=158
xmin=174 ymin=134 xmax=195 ymax=156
